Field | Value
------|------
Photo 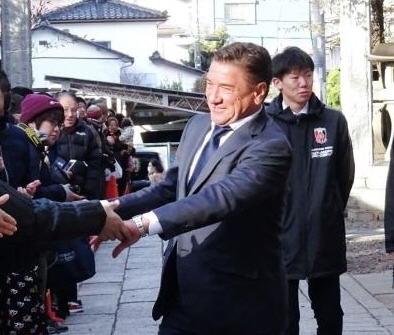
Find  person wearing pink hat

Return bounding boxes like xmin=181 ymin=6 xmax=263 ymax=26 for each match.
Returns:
xmin=19 ymin=93 xmax=86 ymax=201
xmin=20 ymin=93 xmax=64 ymax=146
xmin=19 ymin=93 xmax=87 ymax=333
xmin=85 ymin=103 xmax=117 ymax=198
xmin=0 ymin=73 xmax=56 ymax=335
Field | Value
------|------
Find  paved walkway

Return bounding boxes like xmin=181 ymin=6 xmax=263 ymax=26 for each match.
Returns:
xmin=61 ymin=236 xmax=394 ymax=335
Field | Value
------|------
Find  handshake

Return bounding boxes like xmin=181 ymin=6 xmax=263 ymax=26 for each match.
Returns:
xmin=0 ymin=189 xmax=146 ymax=258
xmin=89 ymin=200 xmax=147 ymax=257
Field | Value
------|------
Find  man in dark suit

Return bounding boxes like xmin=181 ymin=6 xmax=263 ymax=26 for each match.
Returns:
xmin=100 ymin=42 xmax=292 ymax=335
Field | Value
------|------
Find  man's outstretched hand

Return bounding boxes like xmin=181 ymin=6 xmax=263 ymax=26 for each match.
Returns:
xmin=112 ymin=218 xmax=142 ymax=258
xmin=0 ymin=194 xmax=17 ymax=238
xmin=98 ymin=200 xmax=131 ymax=241
xmin=90 ymin=200 xmax=133 ymax=252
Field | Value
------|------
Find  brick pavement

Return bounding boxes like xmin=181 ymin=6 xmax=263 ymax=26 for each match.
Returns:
xmin=62 ymin=236 xmax=394 ymax=335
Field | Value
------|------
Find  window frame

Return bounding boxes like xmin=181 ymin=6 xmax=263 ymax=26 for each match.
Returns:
xmin=224 ymin=2 xmax=257 ymax=25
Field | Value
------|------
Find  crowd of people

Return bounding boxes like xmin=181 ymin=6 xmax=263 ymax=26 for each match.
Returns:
xmin=0 ymin=76 xmax=143 ymax=334
xmin=1 ymin=40 xmax=391 ymax=335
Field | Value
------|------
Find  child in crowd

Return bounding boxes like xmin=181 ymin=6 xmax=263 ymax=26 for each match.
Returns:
xmin=147 ymin=158 xmax=165 ymax=185
xmin=119 ymin=117 xmax=134 ymax=149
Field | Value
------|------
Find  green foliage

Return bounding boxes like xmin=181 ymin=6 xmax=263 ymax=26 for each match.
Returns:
xmin=193 ymin=73 xmax=207 ymax=93
xmin=326 ymin=68 xmax=341 ymax=110
xmin=201 ymin=26 xmax=230 ymax=53
xmin=182 ymin=26 xmax=231 ymax=71
xmin=159 ymin=78 xmax=183 ymax=91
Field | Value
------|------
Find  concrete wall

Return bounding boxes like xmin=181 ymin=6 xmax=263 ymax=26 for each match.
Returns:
xmin=340 ymin=0 xmax=373 ymax=183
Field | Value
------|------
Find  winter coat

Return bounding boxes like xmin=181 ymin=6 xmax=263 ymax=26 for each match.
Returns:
xmin=0 ymin=119 xmax=33 ymax=188
xmin=103 ymin=128 xmax=129 ymax=171
xmin=49 ymin=119 xmax=102 ymax=199
xmin=0 ymin=178 xmax=106 ymax=273
xmin=27 ymin=144 xmax=67 ymax=202
xmin=266 ymin=93 xmax=355 ymax=279
xmin=119 ymin=125 xmax=134 ymax=148
xmin=384 ymin=144 xmax=394 ymax=253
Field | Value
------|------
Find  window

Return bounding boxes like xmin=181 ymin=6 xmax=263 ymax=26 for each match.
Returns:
xmin=224 ymin=2 xmax=256 ymax=25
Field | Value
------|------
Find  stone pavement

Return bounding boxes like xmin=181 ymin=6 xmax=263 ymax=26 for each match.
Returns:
xmin=61 ymin=236 xmax=394 ymax=335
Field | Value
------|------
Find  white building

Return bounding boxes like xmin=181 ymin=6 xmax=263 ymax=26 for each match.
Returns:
xmin=33 ymin=0 xmax=204 ymax=91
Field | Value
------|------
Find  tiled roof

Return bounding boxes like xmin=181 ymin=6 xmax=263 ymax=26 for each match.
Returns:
xmin=149 ymin=51 xmax=205 ymax=75
xmin=41 ymin=0 xmax=168 ymax=23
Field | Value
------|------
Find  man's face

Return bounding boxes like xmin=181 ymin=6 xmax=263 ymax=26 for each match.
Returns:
xmin=77 ymin=102 xmax=87 ymax=119
xmin=272 ymin=68 xmax=313 ymax=108
xmin=205 ymin=61 xmax=266 ymax=126
xmin=59 ymin=95 xmax=78 ymax=128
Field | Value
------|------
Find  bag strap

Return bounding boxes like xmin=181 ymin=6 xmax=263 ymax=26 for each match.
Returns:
xmin=17 ymin=122 xmax=45 ymax=152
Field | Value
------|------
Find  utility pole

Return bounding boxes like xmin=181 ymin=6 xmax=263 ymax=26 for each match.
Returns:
xmin=194 ymin=0 xmax=202 ymax=69
xmin=1 ymin=0 xmax=33 ymax=87
xmin=309 ymin=0 xmax=326 ymax=102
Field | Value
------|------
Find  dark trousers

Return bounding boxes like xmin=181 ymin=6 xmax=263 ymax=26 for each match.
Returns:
xmin=51 ymin=282 xmax=78 ymax=317
xmin=158 ymin=303 xmax=284 ymax=335
xmin=286 ymin=276 xmax=343 ymax=335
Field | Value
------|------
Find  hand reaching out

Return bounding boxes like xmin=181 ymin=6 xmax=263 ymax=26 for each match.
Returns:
xmin=0 ymin=194 xmax=17 ymax=237
xmin=99 ymin=200 xmax=131 ymax=240
xmin=112 ymin=218 xmax=142 ymax=258
xmin=63 ymin=184 xmax=85 ymax=201
xmin=90 ymin=200 xmax=134 ymax=252
xmin=17 ymin=179 xmax=41 ymax=197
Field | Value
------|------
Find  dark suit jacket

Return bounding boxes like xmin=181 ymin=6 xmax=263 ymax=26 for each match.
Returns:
xmin=116 ymin=109 xmax=292 ymax=334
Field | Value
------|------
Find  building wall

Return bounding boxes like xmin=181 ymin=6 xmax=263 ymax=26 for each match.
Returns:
xmin=31 ymin=25 xmax=201 ymax=91
xmin=32 ymin=29 xmax=126 ymax=88
xmin=210 ymin=0 xmax=312 ymax=55
xmin=50 ymin=22 xmax=158 ymax=71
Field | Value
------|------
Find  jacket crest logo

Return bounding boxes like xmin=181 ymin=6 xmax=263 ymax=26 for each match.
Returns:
xmin=314 ymin=127 xmax=327 ymax=144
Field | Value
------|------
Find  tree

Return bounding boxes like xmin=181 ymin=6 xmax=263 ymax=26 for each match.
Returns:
xmin=326 ymin=68 xmax=340 ymax=109
xmin=309 ymin=0 xmax=326 ymax=101
xmin=182 ymin=26 xmax=231 ymax=71
xmin=159 ymin=77 xmax=183 ymax=91
xmin=1 ymin=0 xmax=32 ymax=87
xmin=371 ymin=0 xmax=385 ymax=49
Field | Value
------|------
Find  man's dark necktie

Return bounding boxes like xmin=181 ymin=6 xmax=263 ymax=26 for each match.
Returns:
xmin=187 ymin=125 xmax=232 ymax=190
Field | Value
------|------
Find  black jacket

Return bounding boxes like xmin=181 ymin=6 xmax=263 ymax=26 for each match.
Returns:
xmin=0 ymin=118 xmax=33 ymax=188
xmin=385 ymin=144 xmax=394 ymax=253
xmin=50 ymin=119 xmax=102 ymax=200
xmin=0 ymin=179 xmax=106 ymax=272
xmin=266 ymin=93 xmax=355 ymax=279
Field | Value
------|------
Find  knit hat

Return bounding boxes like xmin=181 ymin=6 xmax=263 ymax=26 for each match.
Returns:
xmin=86 ymin=105 xmax=103 ymax=120
xmin=20 ymin=94 xmax=64 ymax=124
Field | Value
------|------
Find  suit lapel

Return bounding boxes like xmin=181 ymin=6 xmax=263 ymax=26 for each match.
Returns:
xmin=180 ymin=118 xmax=211 ymax=195
xmin=188 ymin=110 xmax=268 ymax=193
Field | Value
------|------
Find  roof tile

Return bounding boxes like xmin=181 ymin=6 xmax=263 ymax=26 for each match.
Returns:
xmin=42 ymin=0 xmax=168 ymax=22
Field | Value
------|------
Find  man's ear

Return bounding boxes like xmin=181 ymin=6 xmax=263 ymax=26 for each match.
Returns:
xmin=254 ymin=82 xmax=268 ymax=103
xmin=271 ymin=77 xmax=282 ymax=90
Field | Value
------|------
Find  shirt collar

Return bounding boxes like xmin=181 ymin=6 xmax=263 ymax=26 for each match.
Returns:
xmin=282 ymin=101 xmax=309 ymax=115
xmin=212 ymin=106 xmax=262 ymax=131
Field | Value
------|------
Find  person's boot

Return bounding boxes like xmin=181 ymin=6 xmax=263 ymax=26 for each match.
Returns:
xmin=47 ymin=318 xmax=68 ymax=334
